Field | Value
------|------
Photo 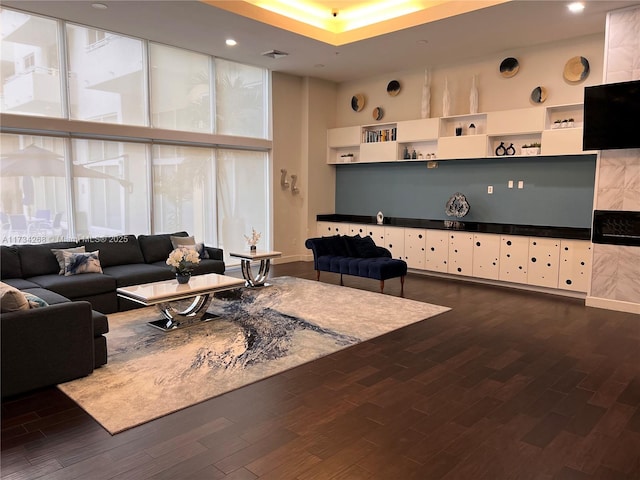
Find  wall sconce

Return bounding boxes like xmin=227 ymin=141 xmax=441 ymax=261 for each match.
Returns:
xmin=280 ymin=169 xmax=300 ymax=194
xmin=280 ymin=168 xmax=290 ymax=189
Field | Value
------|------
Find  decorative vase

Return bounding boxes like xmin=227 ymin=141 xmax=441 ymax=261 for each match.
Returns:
xmin=442 ymin=76 xmax=451 ymax=117
xmin=470 ymin=74 xmax=478 ymax=114
xmin=250 ymin=245 xmax=257 ymax=252
xmin=421 ymin=68 xmax=431 ymax=119
xmin=176 ymin=272 xmax=191 ymax=284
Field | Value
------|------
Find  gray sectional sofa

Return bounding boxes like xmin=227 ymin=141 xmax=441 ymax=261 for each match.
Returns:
xmin=0 ymin=231 xmax=225 ymax=398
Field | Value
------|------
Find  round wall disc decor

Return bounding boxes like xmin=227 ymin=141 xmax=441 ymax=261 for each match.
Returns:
xmin=351 ymin=94 xmax=365 ymax=112
xmin=499 ymin=57 xmax=519 ymax=78
xmin=372 ymin=106 xmax=384 ymax=121
xmin=386 ymin=80 xmax=401 ymax=96
xmin=530 ymin=86 xmax=548 ymax=103
xmin=445 ymin=192 xmax=470 ymax=218
xmin=563 ymin=56 xmax=590 ymax=82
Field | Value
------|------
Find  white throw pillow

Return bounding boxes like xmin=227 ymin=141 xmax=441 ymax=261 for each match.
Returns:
xmin=170 ymin=235 xmax=209 ymax=259
xmin=51 ymin=246 xmax=86 ymax=275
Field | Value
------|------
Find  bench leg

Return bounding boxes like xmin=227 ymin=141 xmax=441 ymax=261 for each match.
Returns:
xmin=380 ymin=279 xmax=384 ymax=293
xmin=316 ymin=270 xmax=320 ymax=281
xmin=400 ymin=275 xmax=405 ymax=297
xmin=340 ymin=274 xmax=344 ymax=286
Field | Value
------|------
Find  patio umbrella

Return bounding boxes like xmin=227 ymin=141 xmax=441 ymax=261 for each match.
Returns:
xmin=0 ymin=145 xmax=132 ymax=190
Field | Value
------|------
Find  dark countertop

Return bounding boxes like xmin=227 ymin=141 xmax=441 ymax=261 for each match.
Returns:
xmin=317 ymin=214 xmax=591 ymax=240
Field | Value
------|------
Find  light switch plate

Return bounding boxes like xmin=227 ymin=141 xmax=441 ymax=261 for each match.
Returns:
xmin=508 ymin=180 xmax=514 ymax=189
xmin=518 ymin=180 xmax=524 ymax=189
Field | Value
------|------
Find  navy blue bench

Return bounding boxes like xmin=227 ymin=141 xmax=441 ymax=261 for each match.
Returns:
xmin=305 ymin=235 xmax=407 ymax=294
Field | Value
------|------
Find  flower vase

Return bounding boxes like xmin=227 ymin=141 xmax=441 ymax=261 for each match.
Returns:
xmin=176 ymin=272 xmax=191 ymax=284
xmin=250 ymin=245 xmax=257 ymax=252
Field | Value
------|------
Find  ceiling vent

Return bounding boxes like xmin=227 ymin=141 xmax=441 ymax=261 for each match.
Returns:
xmin=262 ymin=49 xmax=289 ymax=59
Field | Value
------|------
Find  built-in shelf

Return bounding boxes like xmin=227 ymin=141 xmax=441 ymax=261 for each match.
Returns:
xmin=326 ymin=103 xmax=593 ymax=164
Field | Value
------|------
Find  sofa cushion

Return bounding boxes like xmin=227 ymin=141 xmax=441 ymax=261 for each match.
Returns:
xmin=0 ymin=281 xmax=28 ymax=312
xmin=17 ymin=242 xmax=78 ymax=278
xmin=362 ymin=257 xmax=408 ymax=280
xmin=138 ymin=231 xmax=188 ymax=264
xmin=79 ymin=235 xmax=144 ymax=268
xmin=0 ymin=246 xmax=22 ymax=279
xmin=21 ymin=287 xmax=70 ymax=306
xmin=190 ymin=259 xmax=225 ymax=275
xmin=51 ymin=246 xmax=86 ymax=274
xmin=63 ymin=251 xmax=103 ymax=276
xmin=28 ymin=273 xmax=116 ymax=300
xmin=1 ymin=278 xmax=40 ymax=290
xmin=101 ymin=263 xmax=173 ymax=287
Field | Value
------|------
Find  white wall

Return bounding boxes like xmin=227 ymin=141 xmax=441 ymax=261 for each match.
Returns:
xmin=334 ymin=34 xmax=604 ymax=127
xmin=271 ymin=73 xmax=337 ymax=262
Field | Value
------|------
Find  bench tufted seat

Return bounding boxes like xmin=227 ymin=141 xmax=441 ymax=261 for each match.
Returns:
xmin=305 ymin=235 xmax=407 ymax=294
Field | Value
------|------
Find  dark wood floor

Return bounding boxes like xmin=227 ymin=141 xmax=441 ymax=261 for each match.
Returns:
xmin=2 ymin=262 xmax=640 ymax=480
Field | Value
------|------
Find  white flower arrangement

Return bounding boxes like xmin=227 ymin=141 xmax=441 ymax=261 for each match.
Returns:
xmin=166 ymin=247 xmax=201 ymax=274
xmin=244 ymin=228 xmax=261 ymax=247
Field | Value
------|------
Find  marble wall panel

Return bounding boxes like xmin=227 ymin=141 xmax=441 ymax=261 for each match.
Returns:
xmin=591 ymin=6 xmax=640 ymax=312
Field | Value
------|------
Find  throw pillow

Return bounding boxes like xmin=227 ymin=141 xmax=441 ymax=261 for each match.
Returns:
xmin=323 ymin=235 xmax=347 ymax=256
xmin=353 ymin=235 xmax=379 ymax=258
xmin=342 ymin=235 xmax=360 ymax=257
xmin=170 ymin=235 xmax=209 ymax=259
xmin=51 ymin=246 xmax=86 ymax=275
xmin=23 ymin=291 xmax=49 ymax=309
xmin=63 ymin=250 xmax=103 ymax=276
xmin=0 ymin=281 xmax=29 ymax=312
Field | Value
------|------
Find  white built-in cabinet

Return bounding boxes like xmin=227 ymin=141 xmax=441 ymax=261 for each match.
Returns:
xmin=384 ymin=226 xmax=405 ymax=260
xmin=315 ymin=221 xmax=591 ymax=293
xmin=472 ymin=233 xmax=501 ymax=280
xmin=404 ymin=228 xmax=427 ymax=269
xmin=499 ymin=235 xmax=529 ymax=284
xmin=448 ymin=232 xmax=474 ymax=276
xmin=528 ymin=238 xmax=561 ymax=288
xmin=424 ymin=230 xmax=449 ymax=273
xmin=326 ymin=103 xmax=594 ymax=164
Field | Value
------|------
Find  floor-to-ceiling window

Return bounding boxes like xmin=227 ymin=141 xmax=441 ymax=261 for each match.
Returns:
xmin=0 ymin=6 xmax=271 ymax=262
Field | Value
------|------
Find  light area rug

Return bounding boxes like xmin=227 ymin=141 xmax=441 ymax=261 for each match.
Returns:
xmin=59 ymin=276 xmax=450 ymax=434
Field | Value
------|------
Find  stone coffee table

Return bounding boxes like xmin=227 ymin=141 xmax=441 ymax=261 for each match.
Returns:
xmin=116 ymin=273 xmax=245 ymax=331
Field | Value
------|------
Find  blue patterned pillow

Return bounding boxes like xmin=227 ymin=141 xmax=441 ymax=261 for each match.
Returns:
xmin=23 ymin=292 xmax=49 ymax=308
xmin=63 ymin=250 xmax=103 ymax=276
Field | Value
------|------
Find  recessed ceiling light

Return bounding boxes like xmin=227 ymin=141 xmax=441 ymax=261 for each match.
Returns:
xmin=91 ymin=2 xmax=108 ymax=9
xmin=225 ymin=39 xmax=237 ymax=46
xmin=568 ymin=2 xmax=585 ymax=13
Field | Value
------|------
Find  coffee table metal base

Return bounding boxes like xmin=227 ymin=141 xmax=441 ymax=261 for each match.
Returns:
xmin=148 ymin=293 xmax=216 ymax=331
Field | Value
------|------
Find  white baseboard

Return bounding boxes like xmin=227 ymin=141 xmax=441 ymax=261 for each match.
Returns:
xmin=272 ymin=254 xmax=313 ymax=264
xmin=585 ymin=296 xmax=640 ymax=315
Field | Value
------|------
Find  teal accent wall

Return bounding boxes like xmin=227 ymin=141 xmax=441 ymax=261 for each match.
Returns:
xmin=335 ymin=155 xmax=597 ymax=228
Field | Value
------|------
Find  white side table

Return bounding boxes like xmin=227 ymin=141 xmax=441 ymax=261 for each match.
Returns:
xmin=229 ymin=250 xmax=282 ymax=287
